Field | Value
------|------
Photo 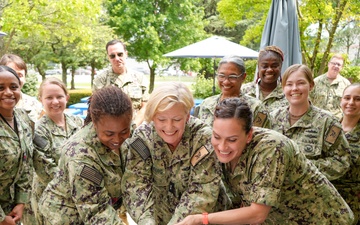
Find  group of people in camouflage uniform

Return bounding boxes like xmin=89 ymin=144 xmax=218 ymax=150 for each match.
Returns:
xmin=0 ymin=39 xmax=359 ymax=225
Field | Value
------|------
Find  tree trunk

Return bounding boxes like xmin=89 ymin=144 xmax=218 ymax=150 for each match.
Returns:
xmin=318 ymin=0 xmax=349 ymax=75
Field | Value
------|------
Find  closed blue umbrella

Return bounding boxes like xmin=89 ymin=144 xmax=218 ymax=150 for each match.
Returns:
xmin=260 ymin=0 xmax=302 ymax=74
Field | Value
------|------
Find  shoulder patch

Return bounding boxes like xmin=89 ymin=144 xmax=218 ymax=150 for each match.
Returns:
xmin=80 ymin=165 xmax=103 ymax=186
xmin=33 ymin=134 xmax=48 ymax=149
xmin=191 ymin=146 xmax=209 ymax=167
xmin=130 ymin=138 xmax=151 ymax=160
xmin=325 ymin=125 xmax=341 ymax=144
xmin=253 ymin=112 xmax=267 ymax=127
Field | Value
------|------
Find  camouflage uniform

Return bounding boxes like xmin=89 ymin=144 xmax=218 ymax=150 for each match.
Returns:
xmin=0 ymin=109 xmax=34 ymax=223
xmin=92 ymin=67 xmax=149 ymax=112
xmin=122 ymin=116 xmax=226 ymax=225
xmin=310 ymin=73 xmax=351 ymax=119
xmin=16 ymin=92 xmax=44 ymax=122
xmin=333 ymin=119 xmax=360 ymax=224
xmin=269 ymin=105 xmax=351 ymax=181
xmin=241 ymin=81 xmax=288 ymax=112
xmin=197 ymin=93 xmax=270 ymax=128
xmin=32 ymin=114 xmax=83 ymax=224
xmin=223 ymin=127 xmax=354 ymax=224
xmin=38 ymin=123 xmax=127 ymax=225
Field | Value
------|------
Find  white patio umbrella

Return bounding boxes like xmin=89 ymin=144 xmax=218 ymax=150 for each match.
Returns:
xmin=164 ymin=36 xmax=258 ymax=58
xmin=0 ymin=31 xmax=6 ymax=37
xmin=163 ymin=36 xmax=258 ymax=94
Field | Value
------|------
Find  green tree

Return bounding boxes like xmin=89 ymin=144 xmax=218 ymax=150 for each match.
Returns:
xmin=0 ymin=0 xmax=106 ymax=87
xmin=106 ymin=0 xmax=208 ymax=92
xmin=217 ymin=0 xmax=360 ymax=74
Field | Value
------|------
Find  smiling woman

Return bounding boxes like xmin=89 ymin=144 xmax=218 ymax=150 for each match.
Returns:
xmin=269 ymin=64 xmax=351 ymax=182
xmin=38 ymin=86 xmax=133 ymax=225
xmin=0 ymin=65 xmax=34 ymax=225
xmin=175 ymin=98 xmax=354 ymax=225
xmin=122 ymin=82 xmax=229 ymax=225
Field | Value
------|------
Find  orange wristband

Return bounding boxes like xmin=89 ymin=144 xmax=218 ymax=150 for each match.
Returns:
xmin=202 ymin=212 xmax=209 ymax=225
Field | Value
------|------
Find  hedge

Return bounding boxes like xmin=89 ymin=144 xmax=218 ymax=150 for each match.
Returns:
xmin=67 ymin=89 xmax=92 ymax=107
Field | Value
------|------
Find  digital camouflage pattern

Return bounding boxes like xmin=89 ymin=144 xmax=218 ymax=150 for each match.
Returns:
xmin=269 ymin=105 xmax=351 ymax=181
xmin=32 ymin=114 xmax=83 ymax=224
xmin=92 ymin=67 xmax=149 ymax=111
xmin=310 ymin=73 xmax=351 ymax=119
xmin=334 ymin=119 xmax=360 ymax=224
xmin=122 ymin=116 xmax=226 ymax=225
xmin=0 ymin=108 xmax=34 ymax=223
xmin=197 ymin=93 xmax=270 ymax=128
xmin=223 ymin=127 xmax=354 ymax=224
xmin=39 ymin=123 xmax=127 ymax=225
xmin=16 ymin=92 xmax=44 ymax=122
xmin=241 ymin=81 xmax=288 ymax=112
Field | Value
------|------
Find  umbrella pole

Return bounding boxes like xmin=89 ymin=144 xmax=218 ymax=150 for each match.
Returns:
xmin=212 ymin=58 xmax=216 ymax=95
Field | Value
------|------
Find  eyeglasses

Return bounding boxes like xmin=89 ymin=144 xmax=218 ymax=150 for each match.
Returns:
xmin=216 ymin=73 xmax=243 ymax=82
xmin=329 ymin=62 xmax=343 ymax=67
xmin=109 ymin=52 xmax=124 ymax=59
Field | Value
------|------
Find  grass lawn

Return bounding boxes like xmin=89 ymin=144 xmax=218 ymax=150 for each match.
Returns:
xmin=63 ymin=74 xmax=197 ymax=92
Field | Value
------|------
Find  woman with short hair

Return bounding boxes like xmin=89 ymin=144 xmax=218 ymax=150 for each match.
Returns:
xmin=122 ymin=82 xmax=227 ymax=225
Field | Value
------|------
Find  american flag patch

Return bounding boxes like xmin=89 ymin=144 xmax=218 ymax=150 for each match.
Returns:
xmin=80 ymin=165 xmax=103 ymax=186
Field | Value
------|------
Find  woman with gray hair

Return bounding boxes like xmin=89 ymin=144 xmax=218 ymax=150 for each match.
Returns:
xmin=122 ymin=82 xmax=228 ymax=225
xmin=197 ymin=55 xmax=269 ymax=128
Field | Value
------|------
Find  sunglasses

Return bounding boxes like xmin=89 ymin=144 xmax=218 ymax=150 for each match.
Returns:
xmin=109 ymin=52 xmax=124 ymax=59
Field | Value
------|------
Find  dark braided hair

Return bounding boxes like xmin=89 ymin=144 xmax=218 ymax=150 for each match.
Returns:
xmin=256 ymin=45 xmax=284 ymax=83
xmin=84 ymin=86 xmax=133 ymax=126
xmin=214 ymin=98 xmax=253 ymax=133
xmin=0 ymin=65 xmax=21 ymax=84
xmin=258 ymin=45 xmax=284 ymax=62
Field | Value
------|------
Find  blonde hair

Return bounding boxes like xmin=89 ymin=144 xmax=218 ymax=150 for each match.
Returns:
xmin=329 ymin=54 xmax=345 ymax=62
xmin=144 ymin=82 xmax=194 ymax=122
xmin=281 ymin=64 xmax=314 ymax=88
xmin=38 ymin=77 xmax=68 ymax=99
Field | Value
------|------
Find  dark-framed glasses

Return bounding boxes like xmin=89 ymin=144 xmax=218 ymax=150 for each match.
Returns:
xmin=329 ymin=62 xmax=343 ymax=67
xmin=216 ymin=73 xmax=243 ymax=82
xmin=109 ymin=52 xmax=124 ymax=59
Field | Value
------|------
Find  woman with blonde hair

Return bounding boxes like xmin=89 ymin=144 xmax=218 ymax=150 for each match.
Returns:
xmin=122 ymin=82 xmax=227 ymax=225
xmin=269 ymin=64 xmax=351 ymax=181
xmin=32 ymin=77 xmax=83 ymax=224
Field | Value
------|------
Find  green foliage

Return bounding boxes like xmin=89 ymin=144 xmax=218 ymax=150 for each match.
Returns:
xmin=244 ymin=59 xmax=257 ymax=84
xmin=22 ymin=73 xmax=39 ymax=97
xmin=192 ymin=73 xmax=220 ymax=99
xmin=217 ymin=0 xmax=360 ymax=73
xmin=341 ymin=66 xmax=360 ymax=83
xmin=106 ymin=0 xmax=208 ymax=92
xmin=67 ymin=89 xmax=92 ymax=107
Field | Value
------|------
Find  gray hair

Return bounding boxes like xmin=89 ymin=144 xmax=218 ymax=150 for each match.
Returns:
xmin=218 ymin=55 xmax=246 ymax=74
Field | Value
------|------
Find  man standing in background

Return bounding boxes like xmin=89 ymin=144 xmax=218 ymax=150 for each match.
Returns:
xmin=93 ymin=39 xmax=149 ymax=127
xmin=310 ymin=54 xmax=351 ymax=118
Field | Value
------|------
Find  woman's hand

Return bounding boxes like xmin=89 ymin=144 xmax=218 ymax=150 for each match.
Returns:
xmin=8 ymin=203 xmax=25 ymax=222
xmin=0 ymin=216 xmax=16 ymax=225
xmin=174 ymin=214 xmax=202 ymax=225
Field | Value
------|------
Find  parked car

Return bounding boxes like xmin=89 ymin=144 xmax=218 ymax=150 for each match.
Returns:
xmin=45 ymin=69 xmax=61 ymax=76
